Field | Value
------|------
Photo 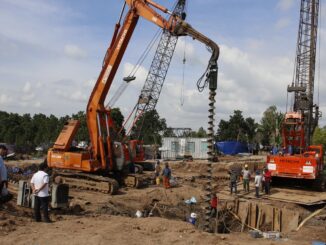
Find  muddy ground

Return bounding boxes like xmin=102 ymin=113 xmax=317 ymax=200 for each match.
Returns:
xmin=1 ymin=156 xmax=326 ymax=245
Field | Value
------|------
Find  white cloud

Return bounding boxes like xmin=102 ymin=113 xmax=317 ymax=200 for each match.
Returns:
xmin=71 ymin=90 xmax=88 ymax=102
xmin=18 ymin=101 xmax=28 ymax=108
xmin=0 ymin=93 xmax=13 ymax=105
xmin=35 ymin=82 xmax=43 ymax=88
xmin=150 ymin=41 xmax=297 ymax=130
xmin=84 ymin=79 xmax=96 ymax=88
xmin=23 ymin=82 xmax=32 ymax=93
xmin=245 ymin=39 xmax=264 ymax=51
xmin=64 ymin=44 xmax=87 ymax=59
xmin=21 ymin=93 xmax=35 ymax=101
xmin=55 ymin=88 xmax=88 ymax=102
xmin=277 ymin=0 xmax=295 ymax=11
xmin=275 ymin=18 xmax=291 ymax=30
xmin=34 ymin=101 xmax=41 ymax=108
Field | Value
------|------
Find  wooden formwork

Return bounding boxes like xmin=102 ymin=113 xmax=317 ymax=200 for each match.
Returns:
xmin=235 ymin=200 xmax=300 ymax=233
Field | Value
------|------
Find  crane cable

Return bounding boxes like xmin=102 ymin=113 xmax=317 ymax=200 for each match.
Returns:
xmin=107 ymin=27 xmax=162 ymax=108
xmin=180 ymin=37 xmax=186 ymax=106
xmin=124 ymin=0 xmax=182 ymax=80
xmin=316 ymin=0 xmax=321 ymax=106
xmin=127 ymin=28 xmax=162 ymax=78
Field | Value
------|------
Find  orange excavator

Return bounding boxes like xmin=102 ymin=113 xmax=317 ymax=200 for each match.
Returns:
xmin=266 ymin=0 xmax=325 ymax=191
xmin=47 ymin=0 xmax=219 ymax=194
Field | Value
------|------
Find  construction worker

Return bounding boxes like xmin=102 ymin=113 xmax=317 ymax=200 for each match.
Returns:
xmin=154 ymin=160 xmax=161 ymax=185
xmin=30 ymin=162 xmax=52 ymax=223
xmin=229 ymin=169 xmax=238 ymax=195
xmin=272 ymin=145 xmax=278 ymax=155
xmin=162 ymin=162 xmax=171 ymax=189
xmin=241 ymin=164 xmax=251 ymax=193
xmin=188 ymin=212 xmax=197 ymax=225
xmin=210 ymin=193 xmax=219 ymax=218
xmin=261 ymin=168 xmax=266 ymax=192
xmin=263 ymin=167 xmax=272 ymax=195
xmin=254 ymin=170 xmax=262 ymax=198
xmin=0 ymin=145 xmax=8 ymax=197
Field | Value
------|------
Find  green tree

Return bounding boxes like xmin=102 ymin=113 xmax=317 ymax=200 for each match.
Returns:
xmin=216 ymin=110 xmax=257 ymax=142
xmin=131 ymin=109 xmax=167 ymax=145
xmin=259 ymin=106 xmax=284 ymax=146
xmin=197 ymin=127 xmax=207 ymax=138
xmin=244 ymin=117 xmax=258 ymax=142
xmin=71 ymin=111 xmax=88 ymax=142
xmin=312 ymin=126 xmax=326 ymax=150
xmin=110 ymin=107 xmax=125 ymax=135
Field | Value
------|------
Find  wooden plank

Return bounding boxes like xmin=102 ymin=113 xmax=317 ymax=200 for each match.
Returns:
xmin=281 ymin=209 xmax=299 ymax=233
xmin=235 ymin=198 xmax=240 ymax=214
xmin=242 ymin=205 xmax=249 ymax=232
xmin=250 ymin=203 xmax=257 ymax=228
xmin=256 ymin=204 xmax=264 ymax=229
xmin=267 ymin=188 xmax=326 ymax=205
xmin=273 ymin=208 xmax=281 ymax=232
xmin=237 ymin=202 xmax=249 ymax=232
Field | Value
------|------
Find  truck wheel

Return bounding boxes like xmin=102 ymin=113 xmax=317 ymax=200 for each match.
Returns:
xmin=319 ymin=176 xmax=326 ymax=192
xmin=314 ymin=175 xmax=326 ymax=192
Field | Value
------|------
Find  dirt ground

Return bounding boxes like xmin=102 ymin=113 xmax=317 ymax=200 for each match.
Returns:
xmin=1 ymin=156 xmax=326 ymax=245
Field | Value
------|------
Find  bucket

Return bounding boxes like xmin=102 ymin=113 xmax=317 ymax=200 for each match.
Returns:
xmin=156 ymin=177 xmax=160 ymax=185
xmin=263 ymin=231 xmax=280 ymax=239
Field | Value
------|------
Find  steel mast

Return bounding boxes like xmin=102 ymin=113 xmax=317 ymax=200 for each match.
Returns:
xmin=287 ymin=0 xmax=320 ymax=146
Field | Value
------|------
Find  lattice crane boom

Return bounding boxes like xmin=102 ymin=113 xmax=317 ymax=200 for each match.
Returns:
xmin=287 ymin=0 xmax=320 ymax=146
xmin=130 ymin=0 xmax=187 ymax=139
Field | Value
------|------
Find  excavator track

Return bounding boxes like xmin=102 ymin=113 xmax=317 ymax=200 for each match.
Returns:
xmin=52 ymin=170 xmax=119 ymax=195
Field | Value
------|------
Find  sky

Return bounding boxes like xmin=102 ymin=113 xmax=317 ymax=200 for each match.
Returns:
xmin=0 ymin=0 xmax=325 ymax=132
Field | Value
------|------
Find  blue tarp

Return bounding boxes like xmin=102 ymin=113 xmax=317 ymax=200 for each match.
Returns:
xmin=215 ymin=141 xmax=248 ymax=155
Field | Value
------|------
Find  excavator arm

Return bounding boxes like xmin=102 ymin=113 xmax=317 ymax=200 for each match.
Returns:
xmin=53 ymin=0 xmax=219 ymax=171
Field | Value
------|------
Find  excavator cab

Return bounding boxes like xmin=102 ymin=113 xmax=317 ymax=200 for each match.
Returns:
xmin=128 ymin=140 xmax=145 ymax=162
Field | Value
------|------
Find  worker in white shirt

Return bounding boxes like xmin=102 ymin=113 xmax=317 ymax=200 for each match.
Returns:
xmin=30 ymin=162 xmax=51 ymax=223
xmin=254 ymin=170 xmax=262 ymax=198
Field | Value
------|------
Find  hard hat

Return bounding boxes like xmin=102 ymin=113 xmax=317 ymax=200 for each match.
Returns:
xmin=245 ymin=164 xmax=248 ymax=168
xmin=190 ymin=212 xmax=197 ymax=218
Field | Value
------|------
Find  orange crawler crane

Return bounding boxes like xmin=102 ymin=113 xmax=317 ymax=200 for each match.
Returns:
xmin=47 ymin=0 xmax=219 ymax=194
xmin=267 ymin=112 xmax=324 ymax=190
xmin=267 ymin=0 xmax=325 ymax=191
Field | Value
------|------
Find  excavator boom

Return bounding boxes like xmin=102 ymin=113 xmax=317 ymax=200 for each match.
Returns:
xmin=86 ymin=0 xmax=219 ymax=166
xmin=48 ymin=0 xmax=219 ymax=193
